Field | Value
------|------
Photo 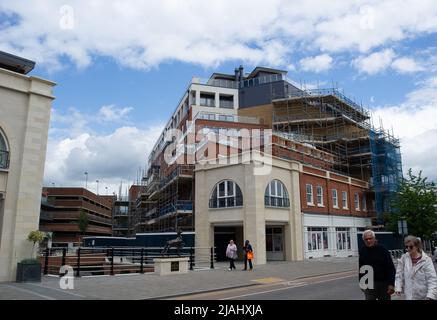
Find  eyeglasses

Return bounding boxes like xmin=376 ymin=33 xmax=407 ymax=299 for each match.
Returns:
xmin=405 ymin=245 xmax=414 ymax=250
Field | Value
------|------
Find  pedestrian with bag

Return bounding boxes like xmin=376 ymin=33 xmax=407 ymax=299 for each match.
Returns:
xmin=243 ymin=240 xmax=253 ymax=271
xmin=395 ymin=235 xmax=437 ymax=300
xmin=226 ymin=239 xmax=237 ymax=271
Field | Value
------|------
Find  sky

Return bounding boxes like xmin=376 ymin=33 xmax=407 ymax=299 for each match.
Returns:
xmin=1 ymin=0 xmax=437 ymax=195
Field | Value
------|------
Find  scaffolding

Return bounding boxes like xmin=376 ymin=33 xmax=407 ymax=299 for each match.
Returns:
xmin=369 ymin=129 xmax=403 ymax=223
xmin=137 ymin=164 xmax=195 ymax=233
xmin=272 ymin=86 xmax=402 ymax=220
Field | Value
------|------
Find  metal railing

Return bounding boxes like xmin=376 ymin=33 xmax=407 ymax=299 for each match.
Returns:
xmin=195 ymin=111 xmax=260 ymax=124
xmin=209 ymin=196 xmax=243 ymax=209
xmin=241 ymin=73 xmax=284 ymax=88
xmin=389 ymin=249 xmax=404 ymax=260
xmin=265 ymin=196 xmax=290 ymax=208
xmin=40 ymin=246 xmax=217 ymax=277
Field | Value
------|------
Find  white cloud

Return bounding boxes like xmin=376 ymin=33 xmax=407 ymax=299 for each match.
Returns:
xmin=353 ymin=50 xmax=427 ymax=75
xmin=391 ymin=57 xmax=424 ymax=74
xmin=44 ymin=105 xmax=164 ymax=194
xmin=98 ymin=105 xmax=133 ymax=122
xmin=44 ymin=125 xmax=163 ymax=195
xmin=353 ymin=49 xmax=395 ymax=75
xmin=1 ymin=1 xmax=437 ymax=70
xmin=299 ymin=54 xmax=333 ymax=73
xmin=372 ymin=76 xmax=437 ymax=181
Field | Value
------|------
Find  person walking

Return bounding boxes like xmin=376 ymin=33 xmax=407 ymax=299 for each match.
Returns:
xmin=242 ymin=240 xmax=253 ymax=271
xmin=226 ymin=239 xmax=237 ymax=271
xmin=395 ymin=235 xmax=437 ymax=300
xmin=359 ymin=230 xmax=396 ymax=300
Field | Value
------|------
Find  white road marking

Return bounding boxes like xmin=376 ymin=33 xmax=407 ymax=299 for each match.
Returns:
xmin=221 ymin=274 xmax=356 ymax=300
xmin=3 ymin=284 xmax=56 ymax=300
xmin=27 ymin=283 xmax=85 ymax=298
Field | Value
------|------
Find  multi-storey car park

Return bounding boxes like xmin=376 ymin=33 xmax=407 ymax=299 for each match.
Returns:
xmin=132 ymin=66 xmax=402 ymax=264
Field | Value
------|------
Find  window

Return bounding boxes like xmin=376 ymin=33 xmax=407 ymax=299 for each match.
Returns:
xmin=316 ymin=186 xmax=323 ymax=207
xmin=265 ymin=180 xmax=290 ymax=208
xmin=336 ymin=228 xmax=351 ymax=250
xmin=219 ymin=94 xmax=234 ymax=109
xmin=362 ymin=194 xmax=367 ymax=211
xmin=342 ymin=191 xmax=348 ymax=209
xmin=0 ymin=129 xmax=9 ymax=169
xmin=306 ymin=184 xmax=313 ymax=205
xmin=354 ymin=193 xmax=360 ymax=211
xmin=307 ymin=227 xmax=328 ymax=251
xmin=209 ymin=180 xmax=243 ymax=208
xmin=200 ymin=93 xmax=215 ymax=107
xmin=332 ymin=189 xmax=338 ymax=208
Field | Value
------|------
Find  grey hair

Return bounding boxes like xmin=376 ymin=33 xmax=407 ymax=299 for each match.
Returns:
xmin=404 ymin=235 xmax=423 ymax=253
xmin=362 ymin=230 xmax=375 ymax=240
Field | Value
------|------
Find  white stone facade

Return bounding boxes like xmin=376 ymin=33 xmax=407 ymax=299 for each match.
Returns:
xmin=0 ymin=67 xmax=55 ymax=282
xmin=194 ymin=156 xmax=304 ymax=265
xmin=302 ymin=213 xmax=371 ymax=259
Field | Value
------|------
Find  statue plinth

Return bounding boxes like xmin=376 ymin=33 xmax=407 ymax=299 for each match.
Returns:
xmin=153 ymin=257 xmax=189 ymax=275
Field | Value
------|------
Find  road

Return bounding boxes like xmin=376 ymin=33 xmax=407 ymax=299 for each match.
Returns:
xmin=169 ymin=271 xmax=368 ymax=300
xmin=171 ymin=260 xmax=437 ymax=300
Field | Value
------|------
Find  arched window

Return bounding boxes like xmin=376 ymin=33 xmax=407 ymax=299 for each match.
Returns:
xmin=265 ymin=180 xmax=290 ymax=207
xmin=209 ymin=180 xmax=243 ymax=208
xmin=0 ymin=129 xmax=9 ymax=169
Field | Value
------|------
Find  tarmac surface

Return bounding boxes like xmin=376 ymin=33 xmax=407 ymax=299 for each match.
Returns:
xmin=0 ymin=257 xmax=359 ymax=300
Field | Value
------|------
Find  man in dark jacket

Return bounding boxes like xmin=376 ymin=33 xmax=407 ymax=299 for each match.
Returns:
xmin=359 ymin=230 xmax=396 ymax=300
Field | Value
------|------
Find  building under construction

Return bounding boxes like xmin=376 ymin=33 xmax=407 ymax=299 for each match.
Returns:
xmin=132 ymin=66 xmax=402 ymax=261
xmin=270 ymin=88 xmax=402 ymax=221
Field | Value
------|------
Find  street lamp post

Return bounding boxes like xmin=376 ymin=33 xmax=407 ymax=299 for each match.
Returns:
xmin=84 ymin=172 xmax=88 ymax=189
xmin=96 ymin=180 xmax=99 ymax=195
xmin=105 ymin=187 xmax=108 ymax=195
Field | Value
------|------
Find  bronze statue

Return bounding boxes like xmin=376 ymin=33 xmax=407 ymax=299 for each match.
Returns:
xmin=161 ymin=229 xmax=184 ymax=256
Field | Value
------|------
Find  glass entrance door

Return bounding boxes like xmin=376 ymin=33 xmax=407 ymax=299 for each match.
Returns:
xmin=336 ymin=228 xmax=351 ymax=256
xmin=266 ymin=227 xmax=284 ymax=260
xmin=307 ymin=227 xmax=329 ymax=257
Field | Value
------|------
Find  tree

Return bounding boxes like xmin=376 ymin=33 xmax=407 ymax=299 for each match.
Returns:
xmin=77 ymin=210 xmax=89 ymax=246
xmin=27 ymin=230 xmax=45 ymax=259
xmin=386 ymin=169 xmax=437 ymax=241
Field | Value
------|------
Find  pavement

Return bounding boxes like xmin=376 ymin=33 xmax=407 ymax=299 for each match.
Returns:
xmin=0 ymin=257 xmax=359 ymax=300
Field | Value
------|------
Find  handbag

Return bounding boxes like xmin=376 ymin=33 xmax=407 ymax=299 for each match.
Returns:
xmin=247 ymin=251 xmax=254 ymax=260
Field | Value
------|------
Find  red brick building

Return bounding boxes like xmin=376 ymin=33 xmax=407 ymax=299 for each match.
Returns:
xmin=40 ymin=187 xmax=114 ymax=246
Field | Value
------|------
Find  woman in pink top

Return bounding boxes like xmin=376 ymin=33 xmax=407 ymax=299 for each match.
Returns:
xmin=226 ymin=239 xmax=238 ymax=271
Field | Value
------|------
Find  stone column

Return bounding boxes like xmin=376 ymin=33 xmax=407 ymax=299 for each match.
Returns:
xmin=243 ymin=163 xmax=266 ymax=265
xmin=289 ymin=164 xmax=304 ymax=260
xmin=194 ymin=169 xmax=212 ymax=263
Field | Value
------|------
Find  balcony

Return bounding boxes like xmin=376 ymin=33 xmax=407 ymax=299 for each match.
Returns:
xmin=209 ymin=196 xmax=243 ymax=209
xmin=241 ymin=73 xmax=284 ymax=88
xmin=193 ymin=77 xmax=238 ymax=89
xmin=265 ymin=196 xmax=290 ymax=208
xmin=195 ymin=111 xmax=260 ymax=125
